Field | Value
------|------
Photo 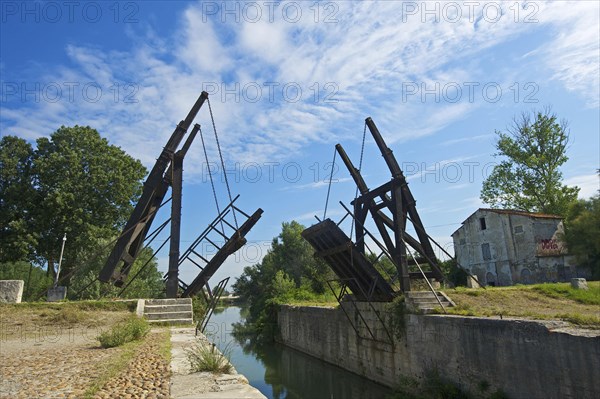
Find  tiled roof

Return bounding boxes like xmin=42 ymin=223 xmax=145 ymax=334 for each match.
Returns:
xmin=451 ymin=208 xmax=562 ymax=236
xmin=478 ymin=208 xmax=562 ymax=219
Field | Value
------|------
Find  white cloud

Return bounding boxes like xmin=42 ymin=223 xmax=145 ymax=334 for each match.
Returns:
xmin=565 ymin=173 xmax=600 ymax=199
xmin=292 ymin=208 xmax=345 ymax=223
xmin=441 ymin=134 xmax=494 ymax=146
xmin=280 ymin=176 xmax=353 ymax=191
xmin=532 ymin=2 xmax=600 ymax=107
xmin=1 ymin=1 xmax=598 ymax=175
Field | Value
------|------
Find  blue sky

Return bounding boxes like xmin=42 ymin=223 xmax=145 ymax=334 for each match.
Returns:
xmin=1 ymin=1 xmax=599 ymax=286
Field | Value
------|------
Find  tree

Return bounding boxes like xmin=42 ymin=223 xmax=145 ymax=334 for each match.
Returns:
xmin=563 ymin=195 xmax=600 ymax=279
xmin=0 ymin=126 xmax=147 ymax=287
xmin=0 ymin=137 xmax=37 ymax=262
xmin=270 ymin=221 xmax=332 ymax=293
xmin=70 ymin=246 xmax=164 ymax=299
xmin=231 ymin=220 xmax=335 ymax=340
xmin=0 ymin=261 xmax=53 ymax=301
xmin=481 ymin=108 xmax=579 ymax=216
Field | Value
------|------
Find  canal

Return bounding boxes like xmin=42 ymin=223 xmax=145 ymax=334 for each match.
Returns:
xmin=204 ymin=306 xmax=394 ymax=399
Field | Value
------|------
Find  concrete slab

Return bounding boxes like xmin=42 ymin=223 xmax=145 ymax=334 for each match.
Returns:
xmin=47 ymin=286 xmax=67 ymax=302
xmin=0 ymin=280 xmax=24 ymax=303
xmin=170 ymin=327 xmax=266 ymax=399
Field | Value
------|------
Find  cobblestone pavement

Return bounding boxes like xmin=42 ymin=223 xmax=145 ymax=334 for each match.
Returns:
xmin=93 ymin=330 xmax=170 ymax=399
xmin=1 ymin=323 xmax=170 ymax=398
xmin=1 ymin=326 xmax=121 ymax=398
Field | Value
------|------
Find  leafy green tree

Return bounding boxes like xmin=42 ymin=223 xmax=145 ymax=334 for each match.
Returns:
xmin=231 ymin=221 xmax=335 ymax=341
xmin=563 ymin=195 xmax=600 ymax=279
xmin=0 ymin=126 xmax=147 ymax=288
xmin=271 ymin=221 xmax=332 ymax=293
xmin=0 ymin=137 xmax=37 ymax=262
xmin=71 ymin=246 xmax=164 ymax=299
xmin=0 ymin=261 xmax=53 ymax=301
xmin=439 ymin=258 xmax=468 ymax=287
xmin=481 ymin=108 xmax=579 ymax=216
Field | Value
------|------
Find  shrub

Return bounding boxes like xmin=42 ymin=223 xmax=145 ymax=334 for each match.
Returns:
xmin=97 ymin=316 xmax=150 ymax=348
xmin=186 ymin=340 xmax=233 ymax=374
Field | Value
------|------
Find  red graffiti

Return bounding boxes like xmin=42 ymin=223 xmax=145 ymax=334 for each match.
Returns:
xmin=540 ymin=239 xmax=559 ymax=250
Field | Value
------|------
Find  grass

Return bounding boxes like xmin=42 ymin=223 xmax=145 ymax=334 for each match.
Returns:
xmin=284 ymin=299 xmax=338 ymax=307
xmin=186 ymin=339 xmax=233 ymax=374
xmin=532 ymin=283 xmax=600 ymax=305
xmin=0 ymin=300 xmax=134 ymax=340
xmin=83 ymin=328 xmax=171 ymax=399
xmin=0 ymin=300 xmax=135 ymax=312
xmin=0 ymin=300 xmax=167 ymax=398
xmin=97 ymin=316 xmax=150 ymax=348
xmin=82 ymin=337 xmax=144 ymax=399
xmin=159 ymin=328 xmax=172 ymax=363
xmin=440 ymin=282 xmax=600 ymax=328
xmin=279 ymin=289 xmax=339 ymax=308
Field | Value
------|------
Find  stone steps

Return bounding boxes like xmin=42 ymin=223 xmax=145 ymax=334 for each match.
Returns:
xmin=142 ymin=298 xmax=194 ymax=325
xmin=405 ymin=291 xmax=455 ymax=314
xmin=144 ymin=304 xmax=192 ymax=313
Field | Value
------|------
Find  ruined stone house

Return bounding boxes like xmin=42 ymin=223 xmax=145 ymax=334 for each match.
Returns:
xmin=451 ymin=208 xmax=584 ymax=286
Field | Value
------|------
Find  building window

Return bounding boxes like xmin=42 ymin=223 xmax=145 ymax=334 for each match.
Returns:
xmin=514 ymin=225 xmax=524 ymax=234
xmin=521 ymin=269 xmax=532 ymax=284
xmin=486 ymin=272 xmax=497 ymax=287
xmin=482 ymin=243 xmax=491 ymax=260
xmin=479 ymin=217 xmax=487 ymax=230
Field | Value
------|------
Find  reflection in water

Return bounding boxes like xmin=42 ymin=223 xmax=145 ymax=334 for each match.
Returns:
xmin=205 ymin=306 xmax=393 ymax=399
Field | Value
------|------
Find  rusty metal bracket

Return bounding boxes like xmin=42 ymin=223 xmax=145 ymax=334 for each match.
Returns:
xmin=326 ymin=278 xmax=394 ymax=346
xmin=196 ymin=276 xmax=230 ymax=335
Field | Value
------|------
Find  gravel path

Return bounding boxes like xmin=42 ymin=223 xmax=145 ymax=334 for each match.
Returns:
xmin=1 ymin=323 xmax=170 ymax=398
xmin=1 ymin=326 xmax=121 ymax=398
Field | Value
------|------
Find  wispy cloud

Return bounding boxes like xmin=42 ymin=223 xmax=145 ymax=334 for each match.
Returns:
xmin=534 ymin=2 xmax=600 ymax=108
xmin=280 ymin=177 xmax=353 ymax=191
xmin=406 ymin=156 xmax=479 ymax=182
xmin=565 ymin=173 xmax=600 ymax=199
xmin=292 ymin=208 xmax=344 ymax=223
xmin=1 ymin=1 xmax=597 ymax=175
xmin=441 ymin=134 xmax=494 ymax=146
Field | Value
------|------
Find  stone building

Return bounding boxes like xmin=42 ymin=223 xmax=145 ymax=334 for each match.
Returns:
xmin=451 ymin=208 xmax=582 ymax=286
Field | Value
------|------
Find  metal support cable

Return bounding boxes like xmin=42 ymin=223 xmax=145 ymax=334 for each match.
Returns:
xmin=350 ymin=122 xmax=368 ymax=240
xmin=404 ymin=214 xmax=485 ymax=289
xmin=36 ymin=197 xmax=174 ymax=301
xmin=323 ymin=147 xmax=338 ymax=220
xmin=207 ymin=97 xmax=238 ymax=229
xmin=72 ymin=276 xmax=99 ymax=299
xmin=200 ymin=125 xmax=225 ymax=234
xmin=403 ymin=240 xmax=447 ymax=313
xmin=118 ymin=237 xmax=170 ymax=297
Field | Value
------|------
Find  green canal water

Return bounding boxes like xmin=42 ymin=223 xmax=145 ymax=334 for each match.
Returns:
xmin=205 ymin=306 xmax=394 ymax=399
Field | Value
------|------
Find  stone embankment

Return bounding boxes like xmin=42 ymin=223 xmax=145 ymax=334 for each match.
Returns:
xmin=277 ymin=303 xmax=600 ymax=399
xmin=169 ymin=327 xmax=266 ymax=399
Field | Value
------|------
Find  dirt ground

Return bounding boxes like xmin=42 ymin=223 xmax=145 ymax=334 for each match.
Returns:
xmin=0 ymin=303 xmax=169 ymax=398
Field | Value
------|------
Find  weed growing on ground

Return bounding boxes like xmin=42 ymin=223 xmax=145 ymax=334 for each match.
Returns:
xmin=186 ymin=339 xmax=233 ymax=374
xmin=97 ymin=316 xmax=150 ymax=348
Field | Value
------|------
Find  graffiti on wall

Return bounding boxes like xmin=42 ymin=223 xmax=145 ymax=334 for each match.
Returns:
xmin=536 ymin=238 xmax=567 ymax=256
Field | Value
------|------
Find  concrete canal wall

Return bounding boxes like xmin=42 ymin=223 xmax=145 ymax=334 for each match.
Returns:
xmin=277 ymin=303 xmax=600 ymax=399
